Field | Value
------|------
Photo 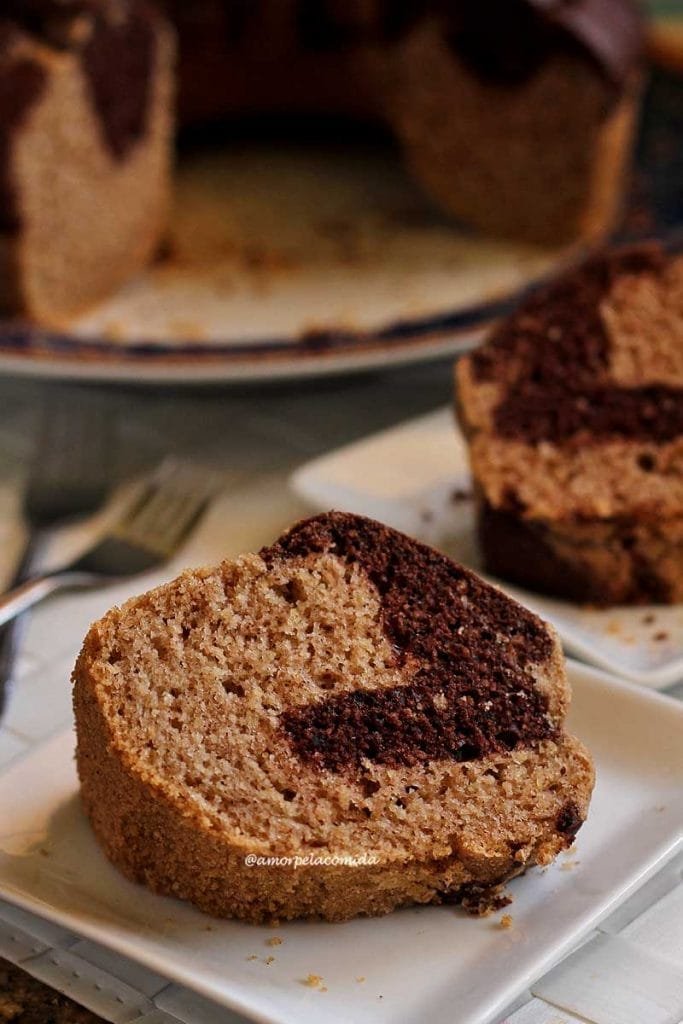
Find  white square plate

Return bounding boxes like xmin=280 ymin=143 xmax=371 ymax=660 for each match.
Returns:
xmin=291 ymin=408 xmax=683 ymax=689
xmin=0 ymin=663 xmax=681 ymax=1024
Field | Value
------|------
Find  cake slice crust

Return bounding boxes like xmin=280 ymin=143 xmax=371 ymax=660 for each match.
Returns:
xmin=74 ymin=512 xmax=593 ymax=922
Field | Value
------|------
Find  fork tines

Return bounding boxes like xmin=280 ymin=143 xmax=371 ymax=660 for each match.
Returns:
xmin=116 ymin=460 xmax=223 ymax=559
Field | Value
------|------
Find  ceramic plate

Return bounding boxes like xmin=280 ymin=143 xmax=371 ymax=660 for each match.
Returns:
xmin=0 ymin=136 xmax=586 ymax=385
xmin=291 ymin=408 xmax=683 ymax=688
xmin=1 ymin=46 xmax=681 ymax=387
xmin=2 ymin=63 xmax=681 ymax=386
xmin=0 ymin=662 xmax=681 ymax=1024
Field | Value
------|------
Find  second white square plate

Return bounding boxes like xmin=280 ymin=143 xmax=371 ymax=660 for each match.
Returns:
xmin=291 ymin=408 xmax=683 ymax=689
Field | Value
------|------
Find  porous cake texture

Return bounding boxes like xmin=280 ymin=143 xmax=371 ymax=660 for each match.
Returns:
xmin=74 ymin=512 xmax=593 ymax=923
xmin=457 ymin=243 xmax=683 ymax=605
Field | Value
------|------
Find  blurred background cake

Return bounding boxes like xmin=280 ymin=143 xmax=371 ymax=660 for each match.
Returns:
xmin=456 ymin=242 xmax=683 ymax=606
xmin=0 ymin=0 xmax=645 ymax=326
xmin=0 ymin=1 xmax=174 ymax=325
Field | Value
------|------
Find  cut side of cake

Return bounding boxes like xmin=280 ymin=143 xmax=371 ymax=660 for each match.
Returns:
xmin=74 ymin=512 xmax=593 ymax=923
xmin=0 ymin=0 xmax=174 ymax=325
xmin=367 ymin=0 xmax=643 ymax=246
xmin=167 ymin=0 xmax=644 ymax=248
xmin=456 ymin=242 xmax=683 ymax=606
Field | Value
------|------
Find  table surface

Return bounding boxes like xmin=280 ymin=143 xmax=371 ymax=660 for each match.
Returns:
xmin=0 ymin=365 xmax=681 ymax=1024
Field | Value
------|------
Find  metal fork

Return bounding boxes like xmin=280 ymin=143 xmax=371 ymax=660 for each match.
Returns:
xmin=0 ymin=460 xmax=221 ymax=629
xmin=0 ymin=392 xmax=112 ymax=714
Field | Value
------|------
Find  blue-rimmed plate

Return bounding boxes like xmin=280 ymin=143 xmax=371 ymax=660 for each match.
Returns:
xmin=2 ymin=64 xmax=680 ymax=386
xmin=0 ymin=138 xmax=578 ymax=385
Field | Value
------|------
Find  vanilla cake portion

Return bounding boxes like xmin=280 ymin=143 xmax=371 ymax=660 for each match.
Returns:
xmin=74 ymin=512 xmax=593 ymax=923
xmin=457 ymin=243 xmax=683 ymax=605
xmin=0 ymin=0 xmax=173 ymax=325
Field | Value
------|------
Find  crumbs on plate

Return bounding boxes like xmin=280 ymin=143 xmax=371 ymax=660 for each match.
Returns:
xmin=302 ymin=974 xmax=327 ymax=991
xmin=461 ymin=885 xmax=513 ymax=917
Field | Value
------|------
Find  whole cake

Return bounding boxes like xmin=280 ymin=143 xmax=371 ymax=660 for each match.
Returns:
xmin=456 ymin=242 xmax=683 ymax=606
xmin=2 ymin=0 xmax=644 ymax=325
xmin=74 ymin=512 xmax=593 ymax=923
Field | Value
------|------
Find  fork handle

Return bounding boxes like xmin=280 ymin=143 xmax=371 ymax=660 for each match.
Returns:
xmin=0 ymin=534 xmax=43 ymax=713
xmin=0 ymin=571 xmax=100 ymax=628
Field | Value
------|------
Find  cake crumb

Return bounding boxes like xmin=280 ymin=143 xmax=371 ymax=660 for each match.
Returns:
xmin=642 ymin=613 xmax=656 ymax=625
xmin=104 ymin=321 xmax=127 ymax=342
xmin=653 ymin=631 xmax=669 ymax=642
xmin=303 ymin=974 xmax=324 ymax=989
xmin=451 ymin=487 xmax=472 ymax=504
xmin=356 ymin=976 xmax=366 ymax=983
xmin=266 ymin=936 xmax=282 ymax=947
xmin=500 ymin=914 xmax=513 ymax=929
xmin=461 ymin=885 xmax=513 ymax=917
xmin=265 ymin=956 xmax=275 ymax=965
xmin=247 ymin=955 xmax=259 ymax=962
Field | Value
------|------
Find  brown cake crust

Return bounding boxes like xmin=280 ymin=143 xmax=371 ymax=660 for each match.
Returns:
xmin=74 ymin=512 xmax=593 ymax=923
xmin=479 ymin=500 xmax=683 ymax=606
xmin=456 ymin=243 xmax=683 ymax=605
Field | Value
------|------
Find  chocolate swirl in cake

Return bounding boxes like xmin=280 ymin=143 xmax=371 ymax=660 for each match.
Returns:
xmin=292 ymin=0 xmax=642 ymax=90
xmin=297 ymin=0 xmax=363 ymax=50
xmin=264 ymin=513 xmax=558 ymax=772
xmin=445 ymin=0 xmax=644 ymax=87
xmin=0 ymin=24 xmax=46 ymax=232
xmin=313 ymin=0 xmax=641 ymax=87
xmin=472 ymin=244 xmax=683 ymax=445
xmin=4 ymin=1 xmax=111 ymax=49
xmin=2 ymin=1 xmax=156 ymax=162
xmin=81 ymin=4 xmax=156 ymax=160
